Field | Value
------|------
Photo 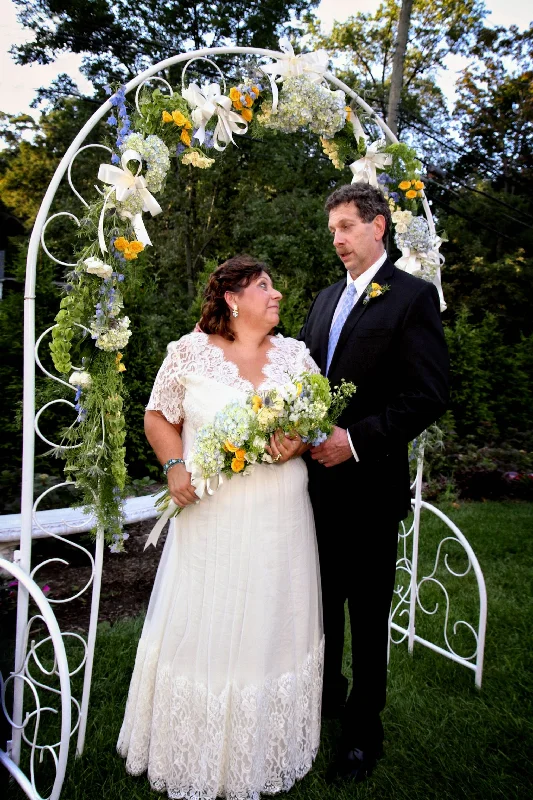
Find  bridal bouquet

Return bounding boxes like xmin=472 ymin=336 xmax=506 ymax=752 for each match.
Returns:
xmin=145 ymin=373 xmax=355 ymax=548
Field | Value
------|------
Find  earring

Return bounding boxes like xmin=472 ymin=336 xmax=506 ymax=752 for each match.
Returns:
xmin=232 ymin=304 xmax=239 ymax=318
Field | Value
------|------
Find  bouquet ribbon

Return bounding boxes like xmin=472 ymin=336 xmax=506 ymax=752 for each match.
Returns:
xmin=183 ymin=82 xmax=248 ymax=151
xmin=97 ymin=149 xmax=162 ymax=253
xmin=349 ymin=139 xmax=392 ymax=188
xmin=144 ymin=467 xmax=224 ymax=550
xmin=144 ymin=498 xmax=178 ymax=550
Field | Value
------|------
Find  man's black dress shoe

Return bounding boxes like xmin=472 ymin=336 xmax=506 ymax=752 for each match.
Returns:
xmin=326 ymin=745 xmax=383 ymax=784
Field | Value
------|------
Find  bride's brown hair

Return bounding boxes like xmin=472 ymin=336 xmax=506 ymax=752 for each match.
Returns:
xmin=199 ymin=255 xmax=271 ymax=341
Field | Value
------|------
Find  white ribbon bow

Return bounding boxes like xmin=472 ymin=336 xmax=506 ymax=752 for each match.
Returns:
xmin=143 ymin=466 xmax=223 ymax=550
xmin=182 ymin=82 xmax=247 ymax=151
xmin=395 ymin=244 xmax=447 ymax=312
xmin=97 ymin=149 xmax=162 ymax=253
xmin=395 ymin=246 xmax=422 ymax=274
xmin=262 ymin=37 xmax=329 ymax=113
xmin=349 ymin=139 xmax=393 ymax=188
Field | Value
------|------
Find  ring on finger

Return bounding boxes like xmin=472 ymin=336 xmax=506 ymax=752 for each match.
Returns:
xmin=273 ymin=453 xmax=282 ymax=462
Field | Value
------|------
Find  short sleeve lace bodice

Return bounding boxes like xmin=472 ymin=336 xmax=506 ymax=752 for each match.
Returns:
xmin=146 ymin=332 xmax=320 ymax=425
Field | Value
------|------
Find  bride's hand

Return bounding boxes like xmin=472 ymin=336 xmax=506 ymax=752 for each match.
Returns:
xmin=167 ymin=464 xmax=199 ymax=508
xmin=267 ymin=430 xmax=303 ymax=464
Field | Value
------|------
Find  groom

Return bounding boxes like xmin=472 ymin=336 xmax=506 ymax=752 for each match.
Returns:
xmin=300 ymin=183 xmax=448 ymax=782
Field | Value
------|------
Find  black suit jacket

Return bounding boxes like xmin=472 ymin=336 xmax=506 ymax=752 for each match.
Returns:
xmin=300 ymin=257 xmax=449 ymax=522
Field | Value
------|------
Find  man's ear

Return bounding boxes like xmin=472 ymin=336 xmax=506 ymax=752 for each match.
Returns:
xmin=373 ymin=214 xmax=386 ymax=241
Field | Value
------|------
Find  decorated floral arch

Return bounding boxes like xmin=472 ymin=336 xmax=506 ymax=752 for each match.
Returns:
xmin=5 ymin=40 xmax=486 ymax=800
xmin=43 ymin=39 xmax=445 ymax=552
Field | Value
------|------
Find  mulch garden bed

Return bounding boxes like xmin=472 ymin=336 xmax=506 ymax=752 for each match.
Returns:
xmin=1 ymin=516 xmax=168 ymax=635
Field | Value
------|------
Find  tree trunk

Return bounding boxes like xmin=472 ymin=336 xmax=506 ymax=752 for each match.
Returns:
xmin=387 ymin=0 xmax=414 ymax=137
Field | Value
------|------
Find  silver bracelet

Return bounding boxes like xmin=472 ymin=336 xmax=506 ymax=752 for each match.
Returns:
xmin=162 ymin=458 xmax=185 ymax=475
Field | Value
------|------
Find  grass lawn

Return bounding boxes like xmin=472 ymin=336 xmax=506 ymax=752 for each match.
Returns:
xmin=8 ymin=500 xmax=533 ymax=799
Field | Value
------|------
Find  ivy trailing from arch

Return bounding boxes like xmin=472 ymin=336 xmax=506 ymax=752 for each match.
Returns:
xmin=47 ymin=39 xmax=442 ymax=550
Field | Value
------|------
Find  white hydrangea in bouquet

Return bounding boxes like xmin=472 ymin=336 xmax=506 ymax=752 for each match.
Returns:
xmin=249 ymin=373 xmax=355 ymax=449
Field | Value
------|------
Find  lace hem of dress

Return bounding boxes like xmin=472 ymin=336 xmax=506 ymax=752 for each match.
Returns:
xmin=138 ymin=763 xmax=315 ymax=800
xmin=117 ymin=637 xmax=324 ymax=800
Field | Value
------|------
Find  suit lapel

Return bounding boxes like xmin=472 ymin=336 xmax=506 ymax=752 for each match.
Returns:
xmin=319 ymin=279 xmax=345 ymax=370
xmin=328 ymin=258 xmax=396 ymax=376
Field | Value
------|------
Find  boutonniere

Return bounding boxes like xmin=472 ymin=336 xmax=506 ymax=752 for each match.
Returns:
xmin=363 ymin=282 xmax=391 ymax=305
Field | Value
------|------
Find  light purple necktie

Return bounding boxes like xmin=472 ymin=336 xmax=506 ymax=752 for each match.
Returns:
xmin=326 ymin=282 xmax=357 ymax=375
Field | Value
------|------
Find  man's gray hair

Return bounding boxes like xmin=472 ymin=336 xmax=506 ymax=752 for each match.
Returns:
xmin=325 ymin=184 xmax=392 ymax=241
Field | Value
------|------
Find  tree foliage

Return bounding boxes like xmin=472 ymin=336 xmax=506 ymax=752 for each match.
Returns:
xmin=11 ymin=0 xmax=318 ymax=87
xmin=453 ymin=25 xmax=533 ymax=188
xmin=307 ymin=0 xmax=486 ymax=139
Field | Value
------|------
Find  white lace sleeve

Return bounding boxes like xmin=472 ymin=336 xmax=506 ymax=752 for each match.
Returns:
xmin=282 ymin=337 xmax=321 ymax=376
xmin=299 ymin=344 xmax=321 ymax=376
xmin=146 ymin=339 xmax=187 ymax=424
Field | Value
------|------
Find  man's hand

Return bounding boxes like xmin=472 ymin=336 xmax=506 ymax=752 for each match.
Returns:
xmin=310 ymin=425 xmax=353 ymax=468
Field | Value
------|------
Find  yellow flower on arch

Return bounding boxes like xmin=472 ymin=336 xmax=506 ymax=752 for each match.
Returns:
xmin=398 ymin=180 xmax=411 ymax=191
xmin=172 ymin=110 xmax=188 ymax=127
xmin=414 ymin=180 xmax=425 ymax=190
xmin=406 ymin=189 xmax=417 ymax=199
xmin=114 ymin=237 xmax=144 ymax=260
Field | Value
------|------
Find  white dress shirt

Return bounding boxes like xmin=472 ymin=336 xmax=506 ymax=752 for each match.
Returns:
xmin=329 ymin=251 xmax=388 ymax=462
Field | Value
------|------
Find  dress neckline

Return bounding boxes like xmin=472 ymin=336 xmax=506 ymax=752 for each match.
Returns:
xmin=201 ymin=332 xmax=279 ymax=392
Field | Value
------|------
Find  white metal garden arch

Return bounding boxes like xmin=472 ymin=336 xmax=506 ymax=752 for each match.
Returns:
xmin=3 ymin=43 xmax=487 ymax=800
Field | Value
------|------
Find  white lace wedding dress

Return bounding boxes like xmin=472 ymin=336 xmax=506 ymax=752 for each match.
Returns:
xmin=117 ymin=332 xmax=324 ymax=800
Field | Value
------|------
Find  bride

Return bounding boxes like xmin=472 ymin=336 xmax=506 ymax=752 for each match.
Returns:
xmin=117 ymin=255 xmax=324 ymax=799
